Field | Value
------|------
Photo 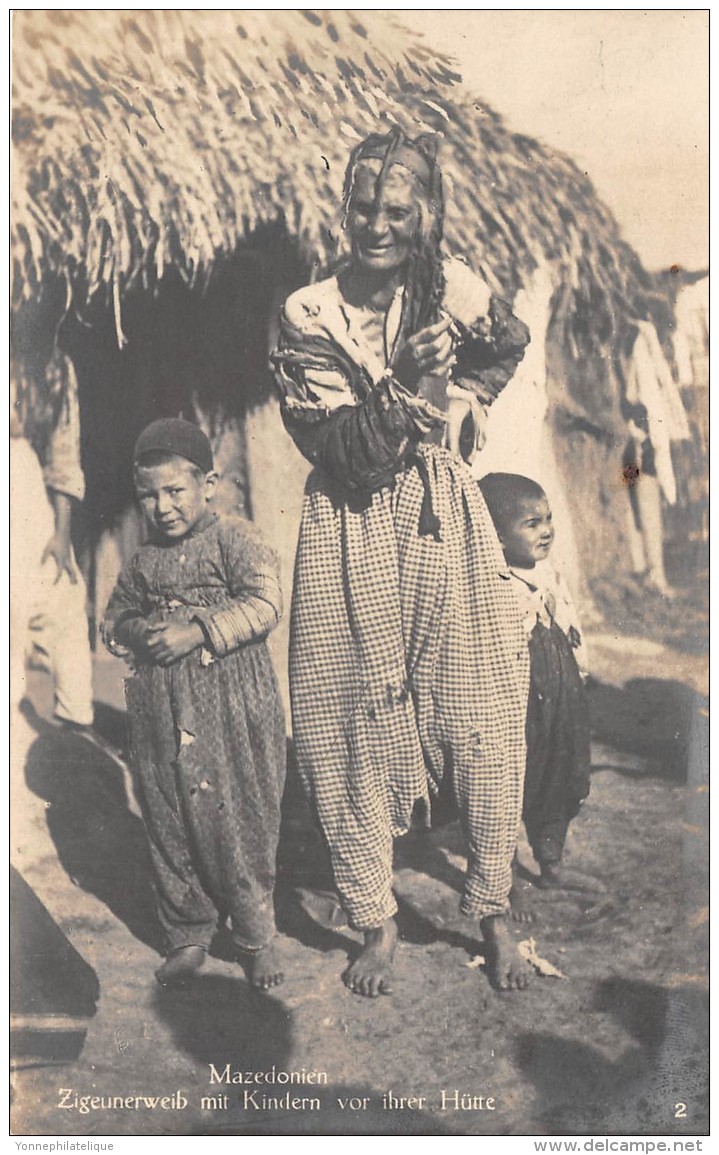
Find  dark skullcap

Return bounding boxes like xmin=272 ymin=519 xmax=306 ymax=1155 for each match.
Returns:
xmin=133 ymin=418 xmax=214 ymax=473
xmin=478 ymin=473 xmax=547 ymax=533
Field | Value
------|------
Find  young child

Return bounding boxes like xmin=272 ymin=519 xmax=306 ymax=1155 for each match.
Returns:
xmin=103 ymin=418 xmax=286 ymax=988
xmin=478 ymin=473 xmax=590 ymax=889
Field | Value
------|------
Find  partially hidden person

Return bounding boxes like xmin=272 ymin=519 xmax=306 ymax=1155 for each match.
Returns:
xmin=478 ymin=473 xmax=591 ymax=905
xmin=11 ymin=347 xmax=94 ymax=730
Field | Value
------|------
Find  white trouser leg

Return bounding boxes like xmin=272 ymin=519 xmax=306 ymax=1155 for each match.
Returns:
xmin=29 ymin=557 xmax=94 ymax=726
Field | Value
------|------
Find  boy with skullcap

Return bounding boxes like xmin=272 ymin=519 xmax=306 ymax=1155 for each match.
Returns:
xmin=104 ymin=418 xmax=286 ymax=987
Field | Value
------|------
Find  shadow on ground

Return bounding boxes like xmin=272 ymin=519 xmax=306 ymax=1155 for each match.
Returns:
xmin=22 ymin=712 xmax=162 ymax=952
xmin=153 ymin=972 xmax=453 ymax=1135
xmin=517 ymin=976 xmax=709 ymax=1134
xmin=591 ymin=562 xmax=708 ymax=657
xmin=20 ymin=719 xmax=377 ymax=968
xmin=588 ymin=677 xmax=707 ymax=782
xmin=21 ymin=675 xmax=703 ymax=969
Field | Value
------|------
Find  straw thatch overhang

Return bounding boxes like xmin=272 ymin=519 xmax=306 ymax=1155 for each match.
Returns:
xmin=12 ymin=8 xmax=652 ymax=353
xmin=14 ymin=9 xmax=672 ymax=617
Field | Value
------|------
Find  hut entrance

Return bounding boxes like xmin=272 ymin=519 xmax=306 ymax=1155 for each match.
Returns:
xmin=58 ymin=227 xmax=309 ymax=635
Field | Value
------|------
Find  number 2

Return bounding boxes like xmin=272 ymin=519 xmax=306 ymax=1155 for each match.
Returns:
xmin=674 ymin=1103 xmax=687 ymax=1119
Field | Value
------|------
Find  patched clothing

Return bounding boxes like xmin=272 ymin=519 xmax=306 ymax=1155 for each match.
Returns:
xmin=272 ymin=259 xmax=531 ymax=927
xmin=104 ymin=513 xmax=286 ymax=952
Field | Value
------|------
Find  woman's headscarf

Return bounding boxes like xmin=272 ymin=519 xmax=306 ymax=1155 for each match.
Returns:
xmin=342 ymin=128 xmax=446 ymax=358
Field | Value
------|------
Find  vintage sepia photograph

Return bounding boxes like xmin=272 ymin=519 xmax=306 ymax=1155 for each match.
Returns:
xmin=10 ymin=8 xmax=708 ymax=1140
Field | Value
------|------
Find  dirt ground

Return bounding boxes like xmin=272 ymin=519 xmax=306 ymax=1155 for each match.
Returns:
xmin=10 ymin=577 xmax=708 ymax=1138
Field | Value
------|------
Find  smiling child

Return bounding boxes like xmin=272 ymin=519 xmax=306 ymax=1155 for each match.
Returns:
xmin=479 ymin=473 xmax=591 ymax=892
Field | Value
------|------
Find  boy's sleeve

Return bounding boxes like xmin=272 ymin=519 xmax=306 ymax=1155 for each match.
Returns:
xmin=192 ymin=522 xmax=283 ymax=658
xmin=102 ymin=560 xmax=148 ymax=658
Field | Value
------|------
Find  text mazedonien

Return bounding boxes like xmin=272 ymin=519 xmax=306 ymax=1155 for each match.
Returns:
xmin=208 ymin=1065 xmax=327 ymax=1086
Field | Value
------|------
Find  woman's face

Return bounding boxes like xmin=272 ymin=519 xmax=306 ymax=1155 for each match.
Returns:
xmin=346 ymin=164 xmax=423 ymax=274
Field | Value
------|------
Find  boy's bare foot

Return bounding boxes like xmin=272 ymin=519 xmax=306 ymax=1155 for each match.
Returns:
xmin=509 ymin=867 xmax=536 ymax=923
xmin=239 ymin=939 xmax=285 ymax=990
xmin=480 ymin=915 xmax=533 ymax=990
xmin=536 ymin=862 xmax=563 ymax=889
xmin=344 ymin=918 xmax=397 ymax=998
xmin=155 ymin=945 xmax=206 ymax=986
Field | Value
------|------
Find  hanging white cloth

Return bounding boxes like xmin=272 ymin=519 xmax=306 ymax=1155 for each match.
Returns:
xmin=673 ymin=275 xmax=709 ymax=390
xmin=624 ymin=320 xmax=691 ymax=506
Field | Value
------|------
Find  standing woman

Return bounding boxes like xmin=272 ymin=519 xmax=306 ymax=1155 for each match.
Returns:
xmin=272 ymin=130 xmax=531 ymax=995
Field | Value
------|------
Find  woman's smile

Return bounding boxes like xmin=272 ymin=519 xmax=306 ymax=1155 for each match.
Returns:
xmin=347 ymin=165 xmax=422 ymax=274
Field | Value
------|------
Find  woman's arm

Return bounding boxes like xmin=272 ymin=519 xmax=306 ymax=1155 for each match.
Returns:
xmin=272 ymin=322 xmax=443 ymax=491
xmin=41 ymin=354 xmax=85 ymax=583
xmin=451 ymin=295 xmax=531 ymax=406
xmin=441 ymin=258 xmax=530 ymax=406
xmin=41 ymin=490 xmax=78 ymax=583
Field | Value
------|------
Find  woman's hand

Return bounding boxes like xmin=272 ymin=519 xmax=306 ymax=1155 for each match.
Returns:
xmin=469 ymin=395 xmax=488 ymax=453
xmin=392 ymin=315 xmax=455 ymax=390
xmin=43 ymin=491 xmax=77 ymax=583
xmin=145 ymin=621 xmax=205 ymax=666
xmin=446 ymin=382 xmax=488 ymax=460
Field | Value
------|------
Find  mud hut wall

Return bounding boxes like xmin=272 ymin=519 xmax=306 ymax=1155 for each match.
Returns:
xmin=544 ymin=337 xmax=631 ymax=592
xmin=246 ymin=400 xmax=309 ymax=719
xmin=62 ymin=248 xmax=276 ymax=634
xmin=76 ymin=253 xmax=307 ymax=722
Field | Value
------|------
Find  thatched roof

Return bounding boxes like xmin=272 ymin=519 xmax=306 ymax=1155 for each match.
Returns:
xmin=12 ymin=8 xmax=651 ymax=349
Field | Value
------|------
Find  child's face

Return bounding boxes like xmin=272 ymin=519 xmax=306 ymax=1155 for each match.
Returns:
xmin=500 ymin=494 xmax=555 ymax=568
xmin=134 ymin=457 xmax=217 ymax=541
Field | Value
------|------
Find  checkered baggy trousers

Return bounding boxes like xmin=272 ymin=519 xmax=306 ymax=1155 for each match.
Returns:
xmin=289 ymin=443 xmax=530 ymax=929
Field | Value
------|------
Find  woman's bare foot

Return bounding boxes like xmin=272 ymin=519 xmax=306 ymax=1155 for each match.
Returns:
xmin=480 ymin=915 xmax=533 ymax=990
xmin=344 ymin=918 xmax=398 ymax=998
xmin=155 ymin=945 xmax=206 ymax=986
xmin=238 ymin=940 xmax=285 ymax=990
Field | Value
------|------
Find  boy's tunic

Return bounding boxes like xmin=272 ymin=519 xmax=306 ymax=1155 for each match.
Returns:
xmin=508 ymin=561 xmax=591 ymax=863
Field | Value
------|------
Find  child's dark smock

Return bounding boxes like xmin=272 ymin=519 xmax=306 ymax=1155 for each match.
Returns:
xmin=103 ymin=511 xmax=286 ymax=952
xmin=509 ymin=561 xmax=590 ymax=866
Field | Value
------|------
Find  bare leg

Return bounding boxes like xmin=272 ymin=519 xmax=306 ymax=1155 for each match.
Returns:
xmin=480 ymin=915 xmax=533 ymax=990
xmin=155 ymin=944 xmax=206 ymax=986
xmin=344 ymin=918 xmax=398 ymax=998
xmin=624 ymin=489 xmax=647 ymax=576
xmin=635 ymin=473 xmax=672 ymax=593
xmin=238 ymin=940 xmax=285 ymax=990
